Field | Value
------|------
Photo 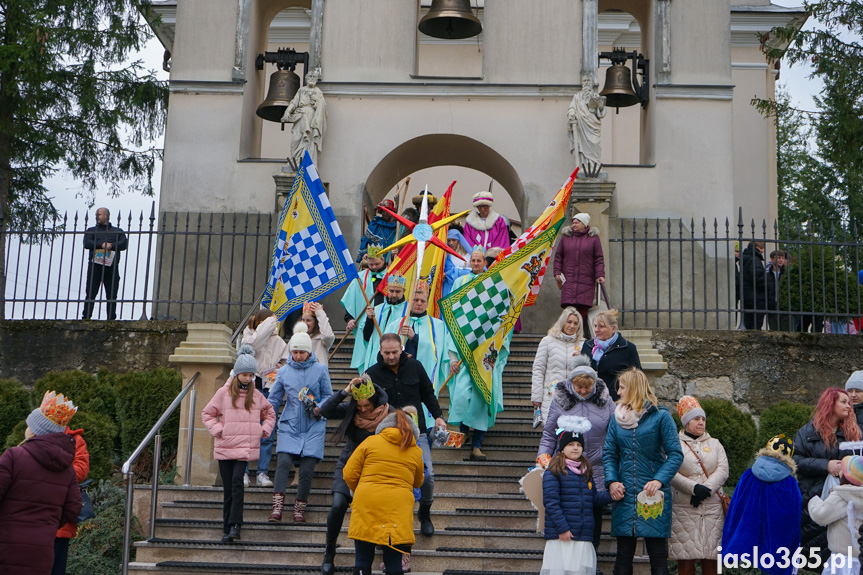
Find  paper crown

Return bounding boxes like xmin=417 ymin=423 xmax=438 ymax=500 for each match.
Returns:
xmin=388 ymin=273 xmax=407 ymax=289
xmin=471 ymin=245 xmax=486 ymax=255
xmin=414 ymin=281 xmax=429 ymax=294
xmin=765 ymin=434 xmax=794 ymax=458
xmin=351 ymin=377 xmax=376 ymax=401
xmin=302 ymin=301 xmax=313 ymax=315
xmin=366 ymin=244 xmax=385 ymax=258
xmin=39 ymin=391 xmax=78 ymax=427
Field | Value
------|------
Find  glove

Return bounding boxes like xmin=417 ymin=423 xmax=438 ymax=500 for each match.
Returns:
xmin=690 ymin=484 xmax=711 ymax=507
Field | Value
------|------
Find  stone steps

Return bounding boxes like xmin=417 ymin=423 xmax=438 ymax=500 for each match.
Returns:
xmin=130 ymin=332 xmax=667 ymax=575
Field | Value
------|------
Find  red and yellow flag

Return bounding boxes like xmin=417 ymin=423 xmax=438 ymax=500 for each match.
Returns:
xmin=378 ymin=182 xmax=455 ymax=318
xmin=495 ymin=168 xmax=578 ymax=307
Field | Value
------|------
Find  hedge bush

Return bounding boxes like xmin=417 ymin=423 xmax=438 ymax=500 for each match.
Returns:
xmin=0 ymin=379 xmax=31 ymax=454
xmin=114 ymin=368 xmax=182 ymax=459
xmin=67 ymin=480 xmax=143 ymax=575
xmin=3 ymin=420 xmax=27 ymax=451
xmin=700 ymin=399 xmax=758 ymax=485
xmin=757 ymin=401 xmax=814 ymax=449
xmin=33 ymin=369 xmax=117 ymax=421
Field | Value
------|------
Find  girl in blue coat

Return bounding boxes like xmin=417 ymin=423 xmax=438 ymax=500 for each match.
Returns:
xmin=542 ymin=415 xmax=613 ymax=575
xmin=267 ymin=323 xmax=333 ymax=523
xmin=603 ymin=368 xmax=684 ymax=575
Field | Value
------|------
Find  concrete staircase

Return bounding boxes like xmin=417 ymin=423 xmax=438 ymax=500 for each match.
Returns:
xmin=129 ymin=333 xmax=660 ymax=575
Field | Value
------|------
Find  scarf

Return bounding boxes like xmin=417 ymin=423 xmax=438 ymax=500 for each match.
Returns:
xmin=615 ymin=403 xmax=644 ymax=430
xmin=354 ymin=402 xmax=390 ymax=433
xmin=565 ymin=459 xmax=583 ymax=475
xmin=592 ymin=332 xmax=619 ymax=362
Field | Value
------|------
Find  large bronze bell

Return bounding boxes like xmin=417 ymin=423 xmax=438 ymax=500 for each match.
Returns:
xmin=418 ymin=0 xmax=482 ymax=40
xmin=600 ymin=63 xmax=640 ymax=109
xmin=256 ymin=69 xmax=300 ymax=122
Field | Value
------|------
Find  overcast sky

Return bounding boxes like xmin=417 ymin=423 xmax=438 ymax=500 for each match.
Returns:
xmin=46 ymin=3 xmax=828 ymax=224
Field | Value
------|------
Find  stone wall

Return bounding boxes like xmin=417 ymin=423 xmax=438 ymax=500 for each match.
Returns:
xmin=0 ymin=320 xmax=188 ymax=385
xmin=650 ymin=329 xmax=863 ymax=414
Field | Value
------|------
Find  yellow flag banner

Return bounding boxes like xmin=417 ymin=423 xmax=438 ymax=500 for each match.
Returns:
xmin=440 ymin=219 xmax=565 ymax=404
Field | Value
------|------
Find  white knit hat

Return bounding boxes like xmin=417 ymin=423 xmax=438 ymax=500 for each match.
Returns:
xmin=290 ymin=321 xmax=313 ymax=353
xmin=572 ymin=213 xmax=590 ymax=227
xmin=472 ymin=191 xmax=494 ymax=207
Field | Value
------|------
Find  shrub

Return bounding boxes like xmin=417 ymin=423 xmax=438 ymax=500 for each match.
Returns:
xmin=33 ymin=370 xmax=116 ymax=421
xmin=3 ymin=420 xmax=27 ymax=451
xmin=114 ymin=368 xmax=182 ymax=459
xmin=68 ymin=411 xmax=119 ymax=481
xmin=67 ymin=480 xmax=143 ymax=575
xmin=701 ymin=399 xmax=758 ymax=484
xmin=0 ymin=379 xmax=31 ymax=454
xmin=757 ymin=401 xmax=814 ymax=449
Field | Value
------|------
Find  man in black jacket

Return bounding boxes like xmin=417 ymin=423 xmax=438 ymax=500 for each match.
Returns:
xmin=364 ymin=333 xmax=446 ymax=537
xmin=766 ymin=249 xmax=787 ymax=331
xmin=82 ymin=207 xmax=128 ymax=320
xmin=740 ymin=241 xmax=768 ymax=329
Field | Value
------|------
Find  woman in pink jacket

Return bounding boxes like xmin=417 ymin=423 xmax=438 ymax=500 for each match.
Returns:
xmin=202 ymin=346 xmax=276 ymax=543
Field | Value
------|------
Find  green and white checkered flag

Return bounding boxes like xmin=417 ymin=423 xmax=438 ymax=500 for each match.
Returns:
xmin=453 ymin=275 xmax=512 ymax=347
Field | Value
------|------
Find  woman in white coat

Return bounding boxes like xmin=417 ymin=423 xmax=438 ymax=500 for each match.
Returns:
xmin=669 ymin=396 xmax=729 ymax=575
xmin=530 ymin=307 xmax=586 ymax=424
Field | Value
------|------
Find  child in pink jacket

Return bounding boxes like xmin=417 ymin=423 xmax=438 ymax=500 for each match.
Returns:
xmin=202 ymin=345 xmax=276 ymax=543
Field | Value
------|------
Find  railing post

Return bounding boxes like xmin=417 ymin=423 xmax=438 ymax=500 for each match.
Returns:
xmin=183 ymin=386 xmax=196 ymax=486
xmin=122 ymin=471 xmax=135 ymax=575
xmin=148 ymin=434 xmax=162 ymax=540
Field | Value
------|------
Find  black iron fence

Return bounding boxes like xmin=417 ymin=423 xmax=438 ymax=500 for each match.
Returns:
xmin=608 ymin=209 xmax=863 ymax=331
xmin=2 ymin=205 xmax=275 ymax=322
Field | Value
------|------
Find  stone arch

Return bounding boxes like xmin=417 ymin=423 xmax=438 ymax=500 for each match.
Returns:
xmin=364 ymin=134 xmax=526 ymax=222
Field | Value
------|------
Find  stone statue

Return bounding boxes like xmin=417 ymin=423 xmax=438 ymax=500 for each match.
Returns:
xmin=568 ymin=75 xmax=607 ymax=178
xmin=282 ymin=67 xmax=327 ymax=167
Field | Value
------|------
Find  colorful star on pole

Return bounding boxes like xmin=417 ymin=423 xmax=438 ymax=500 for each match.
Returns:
xmin=377 ymin=189 xmax=469 ymax=263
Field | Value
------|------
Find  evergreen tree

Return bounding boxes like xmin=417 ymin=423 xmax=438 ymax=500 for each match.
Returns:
xmin=0 ymin=0 xmax=168 ymax=314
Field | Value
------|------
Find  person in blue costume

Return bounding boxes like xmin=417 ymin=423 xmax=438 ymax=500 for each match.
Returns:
xmin=360 ymin=272 xmax=408 ymax=371
xmin=603 ymin=367 xmax=683 ymax=575
xmin=720 ymin=435 xmax=802 ymax=575
xmin=340 ymin=245 xmax=387 ymax=373
xmin=443 ymin=228 xmax=472 ymax=297
xmin=357 ymin=199 xmax=397 ymax=262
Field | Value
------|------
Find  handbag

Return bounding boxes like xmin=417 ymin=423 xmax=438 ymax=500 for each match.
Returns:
xmin=77 ymin=479 xmax=96 ymax=523
xmin=684 ymin=441 xmax=731 ymax=515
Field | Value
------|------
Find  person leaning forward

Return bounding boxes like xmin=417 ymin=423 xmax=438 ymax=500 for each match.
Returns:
xmin=363 ymin=333 xmax=446 ymax=538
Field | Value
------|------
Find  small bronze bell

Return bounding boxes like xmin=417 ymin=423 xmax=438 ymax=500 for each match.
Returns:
xmin=256 ymin=69 xmax=300 ymax=122
xmin=599 ymin=63 xmax=640 ymax=109
xmin=418 ymin=0 xmax=482 ymax=40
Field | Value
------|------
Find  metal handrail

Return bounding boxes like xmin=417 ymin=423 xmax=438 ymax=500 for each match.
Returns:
xmin=121 ymin=371 xmax=200 ymax=575
xmin=231 ymin=289 xmax=266 ymax=344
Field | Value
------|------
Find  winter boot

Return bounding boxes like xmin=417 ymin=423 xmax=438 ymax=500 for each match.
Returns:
xmin=293 ymin=497 xmax=308 ymax=523
xmin=417 ymin=503 xmax=434 ymax=537
xmin=228 ymin=524 xmax=241 ymax=540
xmin=268 ymin=492 xmax=285 ymax=522
xmin=321 ymin=539 xmax=337 ymax=575
xmin=470 ymin=447 xmax=487 ymax=461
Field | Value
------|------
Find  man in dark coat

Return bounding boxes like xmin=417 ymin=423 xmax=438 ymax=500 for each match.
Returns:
xmin=82 ymin=206 xmax=128 ymax=320
xmin=553 ymin=213 xmax=604 ymax=339
xmin=740 ymin=241 xmax=768 ymax=329
xmin=0 ymin=393 xmax=82 ymax=575
xmin=364 ymin=333 xmax=445 ymax=537
xmin=766 ymin=249 xmax=787 ymax=331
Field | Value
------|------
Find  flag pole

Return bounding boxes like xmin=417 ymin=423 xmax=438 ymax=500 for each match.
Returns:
xmin=328 ymin=330 xmax=350 ymax=363
xmin=355 ymin=277 xmax=383 ymax=339
xmin=441 ymin=360 xmax=462 ymax=389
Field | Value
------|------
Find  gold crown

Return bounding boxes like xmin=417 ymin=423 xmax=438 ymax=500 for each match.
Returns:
xmin=366 ymin=244 xmax=385 ymax=258
xmin=351 ymin=378 xmax=376 ymax=401
xmin=765 ymin=434 xmax=794 ymax=457
xmin=388 ymin=273 xmax=407 ymax=289
xmin=40 ymin=391 xmax=78 ymax=427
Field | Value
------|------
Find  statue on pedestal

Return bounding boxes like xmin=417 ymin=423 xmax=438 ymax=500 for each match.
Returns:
xmin=282 ymin=67 xmax=327 ymax=167
xmin=568 ymin=76 xmax=607 ymax=178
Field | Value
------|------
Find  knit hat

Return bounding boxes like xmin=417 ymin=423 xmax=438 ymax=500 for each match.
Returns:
xmin=572 ymin=213 xmax=590 ymax=227
xmin=677 ymin=395 xmax=706 ymax=427
xmin=556 ymin=415 xmax=592 ymax=451
xmin=846 ymin=371 xmax=863 ymax=392
xmin=290 ymin=321 xmax=313 ymax=353
xmin=233 ymin=344 xmax=257 ymax=375
xmin=26 ymin=391 xmax=77 ymax=436
xmin=842 ymin=455 xmax=863 ymax=486
xmin=472 ymin=191 xmax=494 ymax=207
xmin=568 ymin=355 xmax=597 ymax=382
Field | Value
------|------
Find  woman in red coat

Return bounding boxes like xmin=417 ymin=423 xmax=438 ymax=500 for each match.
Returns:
xmin=0 ymin=391 xmax=82 ymax=575
xmin=553 ymin=212 xmax=605 ymax=338
xmin=53 ymin=426 xmax=90 ymax=575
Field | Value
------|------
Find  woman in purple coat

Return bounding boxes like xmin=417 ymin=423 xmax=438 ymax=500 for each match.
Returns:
xmin=553 ymin=212 xmax=604 ymax=338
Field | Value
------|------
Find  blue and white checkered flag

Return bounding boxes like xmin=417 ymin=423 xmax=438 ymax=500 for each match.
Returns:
xmin=263 ymin=151 xmax=358 ymax=320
